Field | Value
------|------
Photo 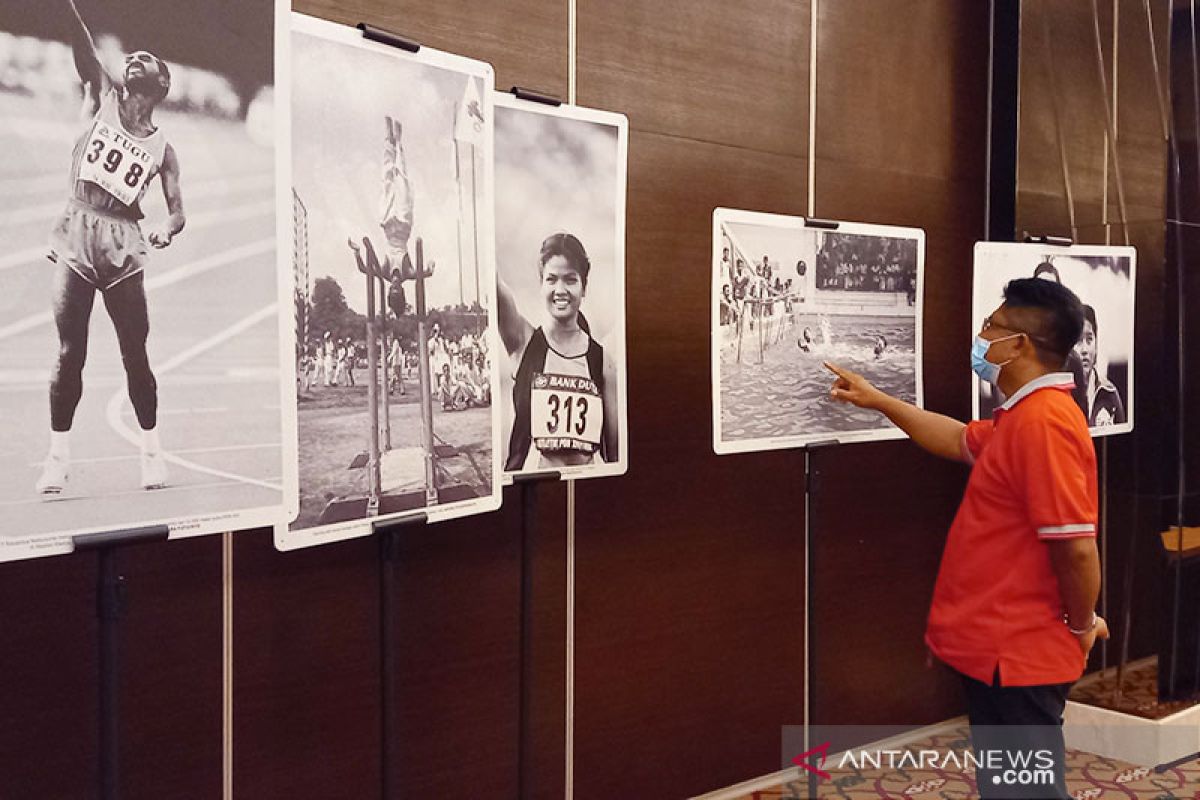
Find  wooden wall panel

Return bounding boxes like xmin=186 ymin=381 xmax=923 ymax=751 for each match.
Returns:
xmin=1017 ymin=0 xmax=1115 ymax=232
xmin=235 ymin=4 xmax=569 ymax=799
xmin=814 ymin=0 xmax=989 ymax=188
xmin=577 ymin=0 xmax=810 ymax=156
xmin=232 ymin=529 xmax=381 ymax=799
xmin=7 ymin=3 xmax=1183 ymax=799
xmin=810 ymin=0 xmax=991 ymax=733
xmin=121 ymin=538 xmax=224 ymax=800
xmin=809 ymin=442 xmax=966 ymax=728
xmin=1166 ymin=2 xmax=1199 ymax=524
xmin=0 ymin=552 xmax=95 ymax=799
xmin=232 ymin=496 xmax=564 ymax=800
xmin=572 ymin=10 xmax=813 ymax=795
xmin=294 ymin=0 xmax=568 ymax=98
xmin=1016 ymin=0 xmax=1171 ymax=678
xmin=0 ymin=534 xmax=222 ymax=800
xmin=568 ymin=128 xmax=809 ymax=798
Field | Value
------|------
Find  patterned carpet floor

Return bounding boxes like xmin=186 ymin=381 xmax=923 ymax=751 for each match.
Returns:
xmin=1070 ymin=658 xmax=1197 ymax=720
xmin=733 ymin=726 xmax=1200 ymax=799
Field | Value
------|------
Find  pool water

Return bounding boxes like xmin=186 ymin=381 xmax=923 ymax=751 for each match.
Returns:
xmin=720 ymin=314 xmax=917 ymax=442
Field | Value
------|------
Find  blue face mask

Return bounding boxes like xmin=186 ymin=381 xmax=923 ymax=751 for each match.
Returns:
xmin=971 ymin=333 xmax=1020 ymax=384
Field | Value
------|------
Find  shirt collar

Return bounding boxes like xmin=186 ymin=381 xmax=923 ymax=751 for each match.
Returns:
xmin=998 ymin=371 xmax=1075 ymax=412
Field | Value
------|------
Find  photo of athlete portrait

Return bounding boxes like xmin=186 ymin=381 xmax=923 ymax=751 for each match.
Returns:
xmin=0 ymin=0 xmax=283 ymax=561
xmin=972 ymin=242 xmax=1135 ymax=437
xmin=0 ymin=0 xmax=282 ymax=560
xmin=493 ymin=95 xmax=628 ymax=482
xmin=278 ymin=14 xmax=501 ymax=550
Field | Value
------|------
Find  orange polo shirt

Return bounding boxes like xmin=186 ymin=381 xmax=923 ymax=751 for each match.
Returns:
xmin=925 ymin=372 xmax=1098 ymax=687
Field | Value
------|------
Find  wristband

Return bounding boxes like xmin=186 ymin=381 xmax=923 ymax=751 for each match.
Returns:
xmin=1065 ymin=612 xmax=1097 ymax=636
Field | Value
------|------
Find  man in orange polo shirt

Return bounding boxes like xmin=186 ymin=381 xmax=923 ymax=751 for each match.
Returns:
xmin=826 ymin=277 xmax=1108 ymax=799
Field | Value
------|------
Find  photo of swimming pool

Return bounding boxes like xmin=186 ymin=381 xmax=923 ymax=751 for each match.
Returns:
xmin=719 ymin=314 xmax=917 ymax=443
xmin=712 ymin=208 xmax=924 ymax=454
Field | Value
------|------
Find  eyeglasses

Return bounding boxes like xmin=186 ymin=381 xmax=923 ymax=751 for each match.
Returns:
xmin=980 ymin=314 xmax=1021 ymax=334
xmin=981 ymin=315 xmax=1053 ymax=347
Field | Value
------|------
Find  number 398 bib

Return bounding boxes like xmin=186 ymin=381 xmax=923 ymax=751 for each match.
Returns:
xmin=77 ymin=121 xmax=158 ymax=207
xmin=530 ymin=373 xmax=603 ymax=454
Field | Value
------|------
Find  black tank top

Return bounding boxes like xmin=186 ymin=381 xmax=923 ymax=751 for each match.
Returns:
xmin=506 ymin=328 xmax=606 ymax=472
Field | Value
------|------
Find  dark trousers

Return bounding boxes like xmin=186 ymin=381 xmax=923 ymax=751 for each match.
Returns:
xmin=959 ymin=669 xmax=1074 ymax=800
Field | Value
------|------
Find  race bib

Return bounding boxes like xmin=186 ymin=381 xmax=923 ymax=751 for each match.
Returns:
xmin=531 ymin=372 xmax=602 ymax=453
xmin=77 ymin=120 xmax=157 ymax=207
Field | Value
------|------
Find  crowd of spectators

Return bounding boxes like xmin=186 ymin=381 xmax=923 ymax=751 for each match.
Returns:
xmin=815 ymin=234 xmax=917 ymax=298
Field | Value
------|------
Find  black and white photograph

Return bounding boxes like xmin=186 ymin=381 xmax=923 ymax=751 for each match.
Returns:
xmin=276 ymin=14 xmax=501 ymax=550
xmin=494 ymin=93 xmax=628 ymax=483
xmin=972 ymin=242 xmax=1136 ymax=436
xmin=0 ymin=0 xmax=284 ymax=561
xmin=712 ymin=209 xmax=925 ymax=454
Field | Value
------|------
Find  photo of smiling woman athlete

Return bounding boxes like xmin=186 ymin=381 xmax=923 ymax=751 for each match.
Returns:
xmin=498 ymin=232 xmax=619 ymax=471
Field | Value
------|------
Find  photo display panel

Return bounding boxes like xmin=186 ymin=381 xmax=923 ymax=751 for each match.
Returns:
xmin=276 ymin=13 xmax=502 ymax=551
xmin=0 ymin=0 xmax=287 ymax=561
xmin=493 ymin=93 xmax=629 ymax=483
xmin=972 ymin=242 xmax=1136 ymax=437
xmin=712 ymin=209 xmax=926 ymax=454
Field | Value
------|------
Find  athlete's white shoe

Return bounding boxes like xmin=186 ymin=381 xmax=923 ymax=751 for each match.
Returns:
xmin=141 ymin=451 xmax=168 ymax=489
xmin=35 ymin=455 xmax=69 ymax=494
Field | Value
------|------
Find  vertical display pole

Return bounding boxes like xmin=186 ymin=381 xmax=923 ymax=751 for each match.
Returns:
xmin=513 ymin=471 xmax=560 ymax=800
xmin=72 ymin=525 xmax=170 ymax=800
xmin=802 ymin=439 xmax=837 ymax=800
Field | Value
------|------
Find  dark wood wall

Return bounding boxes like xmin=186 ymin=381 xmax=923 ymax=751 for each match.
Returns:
xmin=0 ymin=2 xmax=1177 ymax=799
xmin=1015 ymin=0 xmax=1171 ymax=670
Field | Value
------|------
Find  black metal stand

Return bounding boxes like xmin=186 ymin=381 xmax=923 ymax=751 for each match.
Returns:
xmin=376 ymin=513 xmax=427 ymax=800
xmin=71 ymin=524 xmax=170 ymax=800
xmin=802 ymin=217 xmax=840 ymax=230
xmin=801 ymin=440 xmax=837 ymax=799
xmin=512 ymin=471 xmax=559 ymax=800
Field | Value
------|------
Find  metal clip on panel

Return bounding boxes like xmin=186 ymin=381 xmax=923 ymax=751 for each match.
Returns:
xmin=358 ymin=23 xmax=421 ymax=53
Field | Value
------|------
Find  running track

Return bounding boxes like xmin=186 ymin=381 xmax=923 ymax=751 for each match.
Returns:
xmin=0 ymin=94 xmax=284 ymax=553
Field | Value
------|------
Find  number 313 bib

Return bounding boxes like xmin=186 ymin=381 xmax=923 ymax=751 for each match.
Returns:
xmin=531 ymin=373 xmax=603 ymax=454
xmin=78 ymin=121 xmax=159 ymax=208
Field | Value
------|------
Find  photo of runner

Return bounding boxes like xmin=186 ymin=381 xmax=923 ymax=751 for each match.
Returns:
xmin=0 ymin=0 xmax=283 ymax=561
xmin=494 ymin=94 xmax=628 ymax=482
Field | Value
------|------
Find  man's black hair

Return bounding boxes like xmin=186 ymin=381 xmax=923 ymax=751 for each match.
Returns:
xmin=1001 ymin=277 xmax=1085 ymax=367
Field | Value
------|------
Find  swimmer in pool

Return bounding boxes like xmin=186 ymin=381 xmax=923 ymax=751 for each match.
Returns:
xmin=798 ymin=326 xmax=814 ymax=353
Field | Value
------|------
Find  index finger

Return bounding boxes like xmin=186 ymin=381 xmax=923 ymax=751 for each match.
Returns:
xmin=823 ymin=361 xmax=849 ymax=380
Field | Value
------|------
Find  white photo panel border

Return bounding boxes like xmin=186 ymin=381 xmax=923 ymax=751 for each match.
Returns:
xmin=711 ymin=208 xmax=926 ymax=455
xmin=274 ymin=13 xmax=502 ymax=551
xmin=0 ymin=0 xmax=289 ymax=563
xmin=493 ymin=92 xmax=629 ymax=485
xmin=970 ymin=241 xmax=1136 ymax=438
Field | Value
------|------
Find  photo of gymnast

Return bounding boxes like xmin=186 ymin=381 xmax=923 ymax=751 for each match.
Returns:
xmin=278 ymin=13 xmax=501 ymax=550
